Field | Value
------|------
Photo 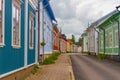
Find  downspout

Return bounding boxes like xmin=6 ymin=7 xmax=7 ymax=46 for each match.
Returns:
xmin=118 ymin=20 xmax=120 ymax=56
xmin=94 ymin=28 xmax=99 ymax=54
xmin=40 ymin=1 xmax=44 ymax=62
xmin=38 ymin=0 xmax=40 ymax=63
xmin=101 ymin=27 xmax=106 ymax=54
xmin=24 ymin=0 xmax=28 ymax=67
xmin=116 ymin=6 xmax=120 ymax=58
xmin=43 ymin=9 xmax=45 ymax=62
xmin=59 ymin=37 xmax=61 ymax=53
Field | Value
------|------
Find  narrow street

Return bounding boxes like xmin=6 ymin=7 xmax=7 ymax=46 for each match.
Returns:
xmin=70 ymin=53 xmax=120 ymax=80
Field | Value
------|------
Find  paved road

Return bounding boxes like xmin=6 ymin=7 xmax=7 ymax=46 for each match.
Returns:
xmin=70 ymin=53 xmax=120 ymax=80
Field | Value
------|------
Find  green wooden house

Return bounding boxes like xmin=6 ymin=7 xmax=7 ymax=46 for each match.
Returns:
xmin=97 ymin=10 xmax=120 ymax=59
xmin=81 ymin=31 xmax=88 ymax=53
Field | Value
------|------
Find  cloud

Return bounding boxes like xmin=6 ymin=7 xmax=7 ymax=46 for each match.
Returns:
xmin=50 ymin=0 xmax=120 ymax=41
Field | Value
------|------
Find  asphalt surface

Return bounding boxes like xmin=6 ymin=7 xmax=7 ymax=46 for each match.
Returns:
xmin=70 ymin=53 xmax=120 ymax=80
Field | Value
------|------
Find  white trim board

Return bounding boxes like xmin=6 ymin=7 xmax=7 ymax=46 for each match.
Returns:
xmin=35 ymin=11 xmax=38 ymax=64
xmin=24 ymin=0 xmax=28 ymax=67
xmin=0 ymin=63 xmax=35 ymax=78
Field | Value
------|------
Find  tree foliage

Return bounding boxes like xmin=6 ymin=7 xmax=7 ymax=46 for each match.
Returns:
xmin=77 ymin=37 xmax=82 ymax=46
xmin=71 ymin=35 xmax=75 ymax=43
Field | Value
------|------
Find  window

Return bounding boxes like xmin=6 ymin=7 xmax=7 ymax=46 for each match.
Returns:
xmin=0 ymin=0 xmax=4 ymax=45
xmin=12 ymin=0 xmax=21 ymax=48
xmin=100 ymin=34 xmax=103 ymax=49
xmin=105 ymin=34 xmax=108 ymax=48
xmin=116 ymin=31 xmax=118 ymax=47
xmin=29 ymin=13 xmax=34 ymax=49
xmin=110 ymin=33 xmax=112 ymax=47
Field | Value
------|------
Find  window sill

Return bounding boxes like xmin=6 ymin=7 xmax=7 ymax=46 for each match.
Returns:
xmin=0 ymin=43 xmax=5 ymax=47
xmin=12 ymin=45 xmax=21 ymax=49
xmin=115 ymin=46 xmax=118 ymax=48
xmin=29 ymin=47 xmax=34 ymax=50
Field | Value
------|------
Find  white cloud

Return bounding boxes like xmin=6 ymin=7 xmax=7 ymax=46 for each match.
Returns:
xmin=50 ymin=0 xmax=120 ymax=42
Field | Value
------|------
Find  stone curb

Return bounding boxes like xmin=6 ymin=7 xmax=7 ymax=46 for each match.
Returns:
xmin=68 ymin=55 xmax=75 ymax=80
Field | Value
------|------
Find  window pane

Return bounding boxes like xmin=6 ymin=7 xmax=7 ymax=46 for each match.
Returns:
xmin=13 ymin=5 xmax=16 ymax=18
xmin=16 ymin=9 xmax=19 ymax=21
xmin=29 ymin=15 xmax=34 ymax=48
xmin=30 ymin=20 xmax=33 ymax=47
xmin=0 ymin=0 xmax=2 ymax=43
xmin=0 ymin=0 xmax=2 ymax=10
xmin=12 ymin=2 xmax=20 ymax=46
xmin=116 ymin=31 xmax=118 ymax=46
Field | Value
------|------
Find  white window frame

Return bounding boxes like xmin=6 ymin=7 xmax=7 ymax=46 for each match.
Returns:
xmin=29 ymin=12 xmax=34 ymax=49
xmin=0 ymin=0 xmax=5 ymax=47
xmin=12 ymin=0 xmax=21 ymax=48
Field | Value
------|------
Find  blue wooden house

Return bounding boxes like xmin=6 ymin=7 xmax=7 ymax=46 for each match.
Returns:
xmin=0 ymin=0 xmax=56 ymax=79
xmin=40 ymin=0 xmax=56 ymax=56
xmin=0 ymin=0 xmax=38 ymax=79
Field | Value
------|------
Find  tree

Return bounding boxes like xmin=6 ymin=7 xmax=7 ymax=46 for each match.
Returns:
xmin=71 ymin=35 xmax=75 ymax=43
xmin=77 ymin=37 xmax=82 ymax=46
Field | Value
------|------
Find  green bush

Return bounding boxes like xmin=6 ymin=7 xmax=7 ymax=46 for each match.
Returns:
xmin=31 ymin=64 xmax=39 ymax=74
xmin=42 ymin=52 xmax=60 ymax=65
xmin=66 ymin=51 xmax=71 ymax=53
xmin=87 ymin=51 xmax=91 ymax=55
xmin=97 ymin=54 xmax=106 ymax=60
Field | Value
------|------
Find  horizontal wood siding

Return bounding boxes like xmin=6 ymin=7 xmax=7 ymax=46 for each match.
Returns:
xmin=27 ymin=3 xmax=36 ymax=65
xmin=0 ymin=0 xmax=25 ymax=75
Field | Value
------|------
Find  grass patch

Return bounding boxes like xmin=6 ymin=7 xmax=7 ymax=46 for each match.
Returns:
xmin=66 ymin=51 xmax=71 ymax=53
xmin=87 ymin=51 xmax=91 ymax=55
xmin=69 ymin=72 xmax=72 ymax=80
xmin=42 ymin=52 xmax=60 ymax=65
xmin=31 ymin=64 xmax=40 ymax=75
xmin=97 ymin=54 xmax=106 ymax=60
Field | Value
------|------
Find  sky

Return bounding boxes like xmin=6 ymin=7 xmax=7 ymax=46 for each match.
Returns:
xmin=50 ymin=0 xmax=120 ymax=41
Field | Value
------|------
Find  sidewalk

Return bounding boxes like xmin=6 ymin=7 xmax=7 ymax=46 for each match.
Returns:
xmin=25 ymin=54 xmax=74 ymax=80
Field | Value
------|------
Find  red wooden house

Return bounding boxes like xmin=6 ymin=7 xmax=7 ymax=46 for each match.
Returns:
xmin=53 ymin=23 xmax=60 ymax=52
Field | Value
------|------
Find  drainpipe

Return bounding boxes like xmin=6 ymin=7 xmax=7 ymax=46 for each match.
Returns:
xmin=117 ymin=19 xmax=120 ymax=58
xmin=101 ymin=27 xmax=106 ymax=54
xmin=40 ymin=0 xmax=44 ymax=62
xmin=38 ymin=0 xmax=40 ymax=64
xmin=116 ymin=6 xmax=120 ymax=60
xmin=116 ymin=8 xmax=120 ymax=57
xmin=94 ymin=27 xmax=99 ymax=54
xmin=59 ymin=37 xmax=61 ymax=53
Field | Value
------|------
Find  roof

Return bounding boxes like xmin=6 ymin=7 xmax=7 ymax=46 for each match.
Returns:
xmin=67 ymin=39 xmax=73 ymax=44
xmin=90 ymin=10 xmax=119 ymax=28
xmin=53 ymin=23 xmax=59 ymax=33
xmin=43 ymin=0 xmax=56 ymax=22
xmin=60 ymin=34 xmax=67 ymax=41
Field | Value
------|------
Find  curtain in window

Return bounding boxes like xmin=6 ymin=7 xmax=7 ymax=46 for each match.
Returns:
xmin=29 ymin=14 xmax=34 ymax=48
xmin=12 ymin=2 xmax=20 ymax=46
